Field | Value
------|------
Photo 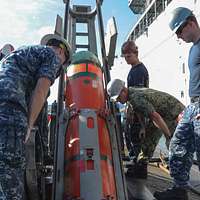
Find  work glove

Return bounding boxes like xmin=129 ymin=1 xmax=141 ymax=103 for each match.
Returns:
xmin=24 ymin=126 xmax=38 ymax=143
xmin=25 ymin=127 xmax=31 ymax=143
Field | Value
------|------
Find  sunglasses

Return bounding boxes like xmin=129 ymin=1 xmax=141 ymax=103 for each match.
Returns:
xmin=175 ymin=21 xmax=188 ymax=35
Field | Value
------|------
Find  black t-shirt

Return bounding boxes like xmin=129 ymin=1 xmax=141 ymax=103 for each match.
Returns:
xmin=127 ymin=63 xmax=149 ymax=88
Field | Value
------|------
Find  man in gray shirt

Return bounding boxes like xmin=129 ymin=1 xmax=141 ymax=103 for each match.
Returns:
xmin=154 ymin=7 xmax=200 ymax=200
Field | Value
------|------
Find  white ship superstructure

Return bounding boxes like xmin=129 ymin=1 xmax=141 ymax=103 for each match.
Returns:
xmin=112 ymin=0 xmax=200 ymax=105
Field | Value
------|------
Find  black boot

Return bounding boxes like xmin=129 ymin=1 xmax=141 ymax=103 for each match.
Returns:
xmin=126 ymin=161 xmax=147 ymax=179
xmin=154 ymin=187 xmax=188 ymax=200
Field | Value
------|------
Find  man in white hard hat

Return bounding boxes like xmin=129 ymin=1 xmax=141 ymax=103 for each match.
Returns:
xmin=0 ymin=33 xmax=71 ymax=200
xmin=154 ymin=7 xmax=200 ymax=200
xmin=107 ymin=79 xmax=185 ymax=179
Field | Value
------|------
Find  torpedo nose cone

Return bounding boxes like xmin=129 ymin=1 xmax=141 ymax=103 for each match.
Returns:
xmin=71 ymin=51 xmax=101 ymax=67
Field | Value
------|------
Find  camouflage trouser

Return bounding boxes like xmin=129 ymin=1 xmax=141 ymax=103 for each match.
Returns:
xmin=138 ymin=122 xmax=162 ymax=161
xmin=127 ymin=122 xmax=162 ymax=162
xmin=169 ymin=102 xmax=200 ymax=187
xmin=0 ymin=107 xmax=27 ymax=200
xmin=129 ymin=120 xmax=177 ymax=162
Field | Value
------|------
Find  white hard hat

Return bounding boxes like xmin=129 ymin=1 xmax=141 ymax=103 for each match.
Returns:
xmin=169 ymin=7 xmax=193 ymax=33
xmin=40 ymin=33 xmax=72 ymax=62
xmin=107 ymin=79 xmax=125 ymax=101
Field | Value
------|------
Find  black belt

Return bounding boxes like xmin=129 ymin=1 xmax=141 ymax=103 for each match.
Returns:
xmin=190 ymin=96 xmax=200 ymax=103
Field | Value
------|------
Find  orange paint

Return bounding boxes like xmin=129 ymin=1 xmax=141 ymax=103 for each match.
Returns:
xmin=64 ymin=62 xmax=117 ymax=199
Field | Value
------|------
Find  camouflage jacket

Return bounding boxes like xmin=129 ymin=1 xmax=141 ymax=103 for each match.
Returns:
xmin=0 ymin=45 xmax=61 ymax=114
xmin=128 ymin=87 xmax=185 ymax=122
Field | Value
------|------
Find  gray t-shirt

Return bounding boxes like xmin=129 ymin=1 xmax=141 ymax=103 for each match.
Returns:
xmin=188 ymin=39 xmax=200 ymax=97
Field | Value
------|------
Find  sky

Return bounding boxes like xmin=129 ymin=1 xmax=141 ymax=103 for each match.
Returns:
xmin=0 ymin=0 xmax=137 ymax=103
xmin=0 ymin=0 xmax=137 ymax=55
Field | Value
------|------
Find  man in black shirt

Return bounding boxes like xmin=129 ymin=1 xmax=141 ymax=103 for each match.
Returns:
xmin=121 ymin=40 xmax=149 ymax=178
xmin=121 ymin=40 xmax=149 ymax=88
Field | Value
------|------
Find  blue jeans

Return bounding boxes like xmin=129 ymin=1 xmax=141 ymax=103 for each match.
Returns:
xmin=169 ymin=101 xmax=200 ymax=187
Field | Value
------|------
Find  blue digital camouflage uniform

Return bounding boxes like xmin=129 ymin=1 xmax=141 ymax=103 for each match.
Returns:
xmin=0 ymin=45 xmax=61 ymax=200
xmin=128 ymin=87 xmax=185 ymax=162
xmin=169 ymin=101 xmax=200 ymax=188
xmin=168 ymin=36 xmax=200 ymax=188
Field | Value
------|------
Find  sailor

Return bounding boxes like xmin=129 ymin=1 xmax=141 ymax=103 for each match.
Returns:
xmin=154 ymin=7 xmax=200 ymax=200
xmin=107 ymin=79 xmax=185 ymax=179
xmin=121 ymin=40 xmax=149 ymax=89
xmin=0 ymin=34 xmax=71 ymax=200
xmin=121 ymin=40 xmax=149 ymax=166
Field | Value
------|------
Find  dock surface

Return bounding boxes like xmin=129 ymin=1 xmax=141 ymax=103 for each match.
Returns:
xmin=125 ymin=163 xmax=200 ymax=200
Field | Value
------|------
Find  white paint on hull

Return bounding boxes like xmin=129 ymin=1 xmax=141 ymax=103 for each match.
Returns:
xmin=111 ymin=0 xmax=200 ymax=106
